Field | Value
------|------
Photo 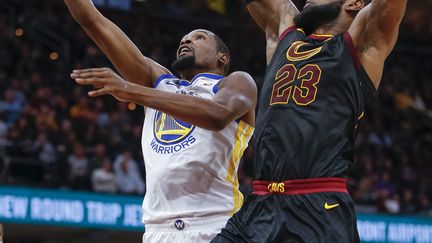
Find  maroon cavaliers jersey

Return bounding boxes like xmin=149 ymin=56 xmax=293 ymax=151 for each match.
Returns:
xmin=253 ymin=27 xmax=376 ymax=180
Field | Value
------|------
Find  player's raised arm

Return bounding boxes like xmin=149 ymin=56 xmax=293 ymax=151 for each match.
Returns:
xmin=349 ymin=0 xmax=407 ymax=88
xmin=246 ymin=0 xmax=300 ymax=63
xmin=64 ymin=0 xmax=170 ymax=87
xmin=71 ymin=68 xmax=257 ymax=131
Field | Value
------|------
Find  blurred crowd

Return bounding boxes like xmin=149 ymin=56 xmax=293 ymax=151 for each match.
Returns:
xmin=0 ymin=0 xmax=432 ymax=217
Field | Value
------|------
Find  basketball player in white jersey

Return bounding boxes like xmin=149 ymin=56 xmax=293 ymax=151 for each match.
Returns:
xmin=64 ymin=1 xmax=257 ymax=242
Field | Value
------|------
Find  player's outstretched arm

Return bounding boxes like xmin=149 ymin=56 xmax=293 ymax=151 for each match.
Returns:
xmin=246 ymin=0 xmax=300 ymax=63
xmin=64 ymin=0 xmax=170 ymax=87
xmin=349 ymin=0 xmax=407 ymax=88
xmin=71 ymin=68 xmax=257 ymax=131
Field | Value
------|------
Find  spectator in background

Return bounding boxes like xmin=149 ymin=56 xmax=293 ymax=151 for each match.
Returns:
xmin=113 ymin=149 xmax=138 ymax=175
xmin=69 ymin=97 xmax=96 ymax=122
xmin=94 ymin=99 xmax=110 ymax=128
xmin=115 ymin=158 xmax=145 ymax=195
xmin=90 ymin=143 xmax=108 ymax=170
xmin=68 ymin=143 xmax=90 ymax=190
xmin=35 ymin=103 xmax=58 ymax=133
xmin=92 ymin=158 xmax=116 ymax=193
xmin=112 ymin=150 xmax=145 ymax=195
xmin=32 ymin=132 xmax=57 ymax=184
xmin=0 ymin=89 xmax=24 ymax=127
xmin=401 ymin=188 xmax=417 ymax=214
xmin=0 ymin=116 xmax=8 ymax=147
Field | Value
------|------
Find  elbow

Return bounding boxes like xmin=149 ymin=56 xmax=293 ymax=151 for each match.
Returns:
xmin=74 ymin=15 xmax=97 ymax=28
xmin=208 ymin=111 xmax=235 ymax=132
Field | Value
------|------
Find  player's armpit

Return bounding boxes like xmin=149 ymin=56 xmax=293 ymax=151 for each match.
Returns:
xmin=348 ymin=0 xmax=407 ymax=88
xmin=64 ymin=0 xmax=170 ymax=87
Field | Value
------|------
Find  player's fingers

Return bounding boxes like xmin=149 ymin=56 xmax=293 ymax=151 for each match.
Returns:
xmin=74 ymin=77 xmax=106 ymax=86
xmin=88 ymin=87 xmax=110 ymax=97
xmin=73 ymin=67 xmax=111 ymax=74
xmin=71 ymin=68 xmax=112 ymax=79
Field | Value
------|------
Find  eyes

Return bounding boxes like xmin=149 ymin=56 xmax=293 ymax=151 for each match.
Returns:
xmin=179 ymin=33 xmax=207 ymax=46
xmin=196 ymin=34 xmax=206 ymax=40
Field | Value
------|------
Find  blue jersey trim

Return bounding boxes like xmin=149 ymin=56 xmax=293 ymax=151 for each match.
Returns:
xmin=212 ymin=80 xmax=222 ymax=94
xmin=154 ymin=74 xmax=176 ymax=88
xmin=178 ymin=80 xmax=192 ymax=86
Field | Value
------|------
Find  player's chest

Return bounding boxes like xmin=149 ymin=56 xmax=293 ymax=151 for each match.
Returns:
xmin=159 ymin=78 xmax=219 ymax=99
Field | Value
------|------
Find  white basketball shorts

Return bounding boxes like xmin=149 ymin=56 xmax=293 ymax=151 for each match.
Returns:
xmin=143 ymin=214 xmax=230 ymax=243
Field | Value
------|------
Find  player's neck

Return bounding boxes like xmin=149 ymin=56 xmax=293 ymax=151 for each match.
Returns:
xmin=312 ymin=17 xmax=351 ymax=36
xmin=179 ymin=68 xmax=224 ymax=81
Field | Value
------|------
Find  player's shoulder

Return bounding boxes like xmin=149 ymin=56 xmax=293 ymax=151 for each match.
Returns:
xmin=219 ymin=71 xmax=257 ymax=92
xmin=225 ymin=71 xmax=255 ymax=85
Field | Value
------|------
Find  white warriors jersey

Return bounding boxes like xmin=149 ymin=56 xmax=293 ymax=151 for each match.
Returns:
xmin=141 ymin=73 xmax=254 ymax=224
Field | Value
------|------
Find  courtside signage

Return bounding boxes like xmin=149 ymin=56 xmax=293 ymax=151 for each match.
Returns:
xmin=358 ymin=214 xmax=432 ymax=242
xmin=0 ymin=186 xmax=143 ymax=231
xmin=1 ymin=186 xmax=432 ymax=240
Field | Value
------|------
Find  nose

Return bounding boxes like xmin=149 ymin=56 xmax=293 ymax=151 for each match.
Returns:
xmin=180 ymin=38 xmax=192 ymax=46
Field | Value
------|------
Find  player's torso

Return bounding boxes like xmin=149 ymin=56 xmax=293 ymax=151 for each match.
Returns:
xmin=141 ymin=73 xmax=253 ymax=223
xmin=254 ymin=28 xmax=375 ymax=181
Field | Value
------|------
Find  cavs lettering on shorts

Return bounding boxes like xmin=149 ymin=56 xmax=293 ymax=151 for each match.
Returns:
xmin=150 ymin=110 xmax=196 ymax=154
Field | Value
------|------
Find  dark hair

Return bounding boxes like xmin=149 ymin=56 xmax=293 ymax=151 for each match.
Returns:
xmin=363 ymin=0 xmax=372 ymax=5
xmin=213 ymin=34 xmax=230 ymax=75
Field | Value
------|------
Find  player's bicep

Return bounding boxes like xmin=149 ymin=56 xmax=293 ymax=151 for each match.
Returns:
xmin=82 ymin=17 xmax=170 ymax=87
xmin=212 ymin=72 xmax=257 ymax=121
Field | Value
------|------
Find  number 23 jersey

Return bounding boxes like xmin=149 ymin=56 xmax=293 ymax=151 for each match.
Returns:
xmin=254 ymin=27 xmax=376 ymax=181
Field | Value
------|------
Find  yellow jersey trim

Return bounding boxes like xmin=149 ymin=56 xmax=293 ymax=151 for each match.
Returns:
xmin=226 ymin=120 xmax=254 ymax=215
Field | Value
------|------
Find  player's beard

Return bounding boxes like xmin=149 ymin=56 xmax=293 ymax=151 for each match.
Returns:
xmin=294 ymin=0 xmax=343 ymax=35
xmin=171 ymin=55 xmax=196 ymax=72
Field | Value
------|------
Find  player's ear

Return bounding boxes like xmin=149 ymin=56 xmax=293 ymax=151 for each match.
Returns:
xmin=218 ymin=52 xmax=229 ymax=70
xmin=345 ymin=0 xmax=365 ymax=12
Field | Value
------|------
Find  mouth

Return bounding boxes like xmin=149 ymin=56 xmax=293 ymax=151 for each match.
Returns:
xmin=178 ymin=45 xmax=192 ymax=56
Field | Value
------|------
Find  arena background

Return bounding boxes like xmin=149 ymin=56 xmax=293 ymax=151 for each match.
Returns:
xmin=0 ymin=0 xmax=431 ymax=242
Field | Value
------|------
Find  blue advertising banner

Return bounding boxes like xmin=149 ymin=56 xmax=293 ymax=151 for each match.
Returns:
xmin=1 ymin=186 xmax=432 ymax=242
xmin=357 ymin=214 xmax=432 ymax=243
xmin=0 ymin=186 xmax=143 ymax=231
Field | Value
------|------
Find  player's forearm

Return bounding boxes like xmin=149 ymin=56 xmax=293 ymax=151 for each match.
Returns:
xmin=64 ymin=0 xmax=100 ymax=26
xmin=123 ymin=84 xmax=236 ymax=131
xmin=247 ymin=0 xmax=298 ymax=35
xmin=65 ymin=1 xmax=163 ymax=87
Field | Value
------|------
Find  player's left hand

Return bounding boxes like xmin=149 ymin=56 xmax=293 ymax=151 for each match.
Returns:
xmin=70 ymin=68 xmax=132 ymax=102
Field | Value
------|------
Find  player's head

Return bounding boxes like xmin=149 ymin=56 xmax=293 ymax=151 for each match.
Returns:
xmin=172 ymin=29 xmax=230 ymax=76
xmin=294 ymin=0 xmax=372 ymax=34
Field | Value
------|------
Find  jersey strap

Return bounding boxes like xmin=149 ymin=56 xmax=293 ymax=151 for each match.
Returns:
xmin=278 ymin=26 xmax=297 ymax=42
xmin=154 ymin=73 xmax=176 ymax=88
